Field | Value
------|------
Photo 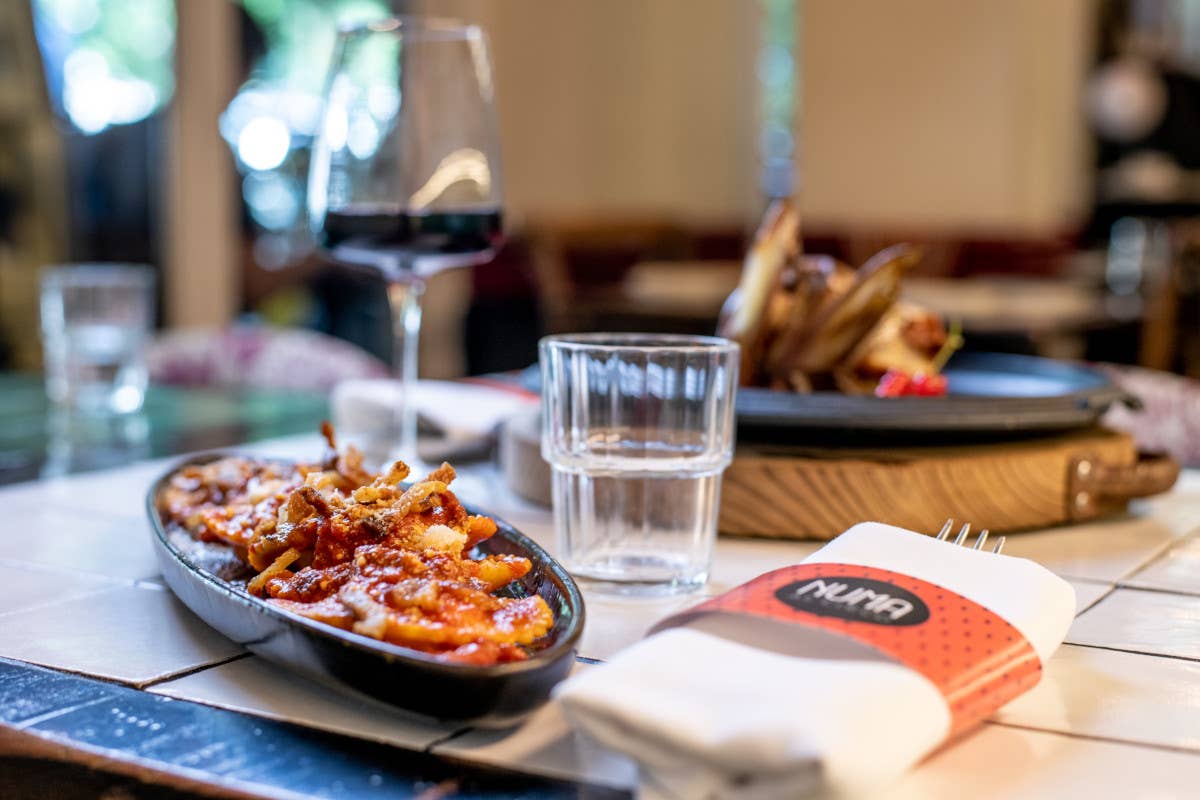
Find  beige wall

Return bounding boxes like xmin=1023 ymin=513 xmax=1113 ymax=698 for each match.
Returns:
xmin=800 ymin=0 xmax=1093 ymax=234
xmin=165 ymin=0 xmax=240 ymax=327
xmin=425 ymin=1 xmax=1093 ymax=234
xmin=421 ymin=0 xmax=763 ymax=228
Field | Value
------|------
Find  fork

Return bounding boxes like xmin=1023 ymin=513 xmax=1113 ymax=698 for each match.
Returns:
xmin=934 ymin=519 xmax=1005 ymax=554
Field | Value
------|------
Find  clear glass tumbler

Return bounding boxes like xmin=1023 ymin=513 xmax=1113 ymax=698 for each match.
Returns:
xmin=540 ymin=333 xmax=739 ymax=595
xmin=40 ymin=264 xmax=156 ymax=414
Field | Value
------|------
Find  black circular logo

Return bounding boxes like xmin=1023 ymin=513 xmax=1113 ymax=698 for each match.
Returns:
xmin=774 ymin=576 xmax=930 ymax=626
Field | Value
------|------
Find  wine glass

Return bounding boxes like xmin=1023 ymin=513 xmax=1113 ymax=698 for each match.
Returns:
xmin=308 ymin=17 xmax=503 ymax=462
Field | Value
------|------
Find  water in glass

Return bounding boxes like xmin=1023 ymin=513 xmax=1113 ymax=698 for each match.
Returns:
xmin=40 ymin=264 xmax=155 ymax=414
xmin=45 ymin=322 xmax=148 ymax=412
xmin=540 ymin=334 xmax=739 ymax=595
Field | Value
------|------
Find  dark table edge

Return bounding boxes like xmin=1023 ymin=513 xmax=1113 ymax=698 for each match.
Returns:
xmin=0 ymin=656 xmax=631 ymax=800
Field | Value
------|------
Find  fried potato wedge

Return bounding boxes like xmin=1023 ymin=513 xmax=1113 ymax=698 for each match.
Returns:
xmin=779 ymin=244 xmax=923 ymax=376
xmin=718 ymin=199 xmax=802 ymax=384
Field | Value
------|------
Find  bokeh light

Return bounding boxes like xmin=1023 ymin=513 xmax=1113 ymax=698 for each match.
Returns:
xmin=244 ymin=171 xmax=301 ymax=231
xmin=220 ymin=0 xmax=391 ymax=267
xmin=237 ymin=116 xmax=292 ymax=171
xmin=33 ymin=0 xmax=175 ymax=135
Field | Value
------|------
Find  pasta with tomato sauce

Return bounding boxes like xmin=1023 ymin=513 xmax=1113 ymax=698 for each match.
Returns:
xmin=156 ymin=424 xmax=553 ymax=665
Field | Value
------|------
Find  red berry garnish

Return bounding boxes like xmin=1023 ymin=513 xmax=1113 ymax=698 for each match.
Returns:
xmin=875 ymin=369 xmax=911 ymax=397
xmin=911 ymin=372 xmax=948 ymax=396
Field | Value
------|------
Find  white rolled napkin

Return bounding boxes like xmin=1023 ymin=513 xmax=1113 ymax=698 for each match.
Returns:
xmin=330 ymin=378 xmax=538 ymax=464
xmin=555 ymin=522 xmax=1075 ymax=799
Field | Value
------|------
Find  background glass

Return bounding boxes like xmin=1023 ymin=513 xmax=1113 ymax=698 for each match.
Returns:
xmin=39 ymin=263 xmax=156 ymax=414
xmin=308 ymin=17 xmax=503 ymax=461
xmin=540 ymin=333 xmax=739 ymax=595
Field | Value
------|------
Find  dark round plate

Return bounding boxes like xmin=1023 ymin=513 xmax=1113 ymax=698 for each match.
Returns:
xmin=736 ymin=352 xmax=1135 ymax=442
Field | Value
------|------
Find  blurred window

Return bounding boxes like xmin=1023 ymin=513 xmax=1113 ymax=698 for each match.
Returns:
xmin=760 ymin=0 xmax=796 ymax=199
xmin=32 ymin=0 xmax=175 ymax=135
xmin=223 ymin=0 xmax=391 ymax=272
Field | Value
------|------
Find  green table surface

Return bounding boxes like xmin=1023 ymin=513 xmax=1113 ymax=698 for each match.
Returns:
xmin=0 ymin=374 xmax=330 ymax=486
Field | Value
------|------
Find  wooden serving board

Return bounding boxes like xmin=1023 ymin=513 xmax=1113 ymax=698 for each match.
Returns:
xmin=498 ymin=413 xmax=1179 ymax=540
xmin=719 ymin=427 xmax=1179 ymax=540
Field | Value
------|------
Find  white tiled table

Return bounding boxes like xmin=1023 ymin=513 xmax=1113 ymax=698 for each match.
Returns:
xmin=3 ymin=434 xmax=1200 ymax=797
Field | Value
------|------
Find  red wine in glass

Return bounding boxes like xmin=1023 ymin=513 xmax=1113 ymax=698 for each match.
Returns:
xmin=319 ymin=205 xmax=504 ymax=279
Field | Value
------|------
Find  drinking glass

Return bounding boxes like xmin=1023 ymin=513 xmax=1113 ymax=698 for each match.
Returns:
xmin=39 ymin=264 xmax=156 ymax=414
xmin=42 ymin=408 xmax=151 ymax=478
xmin=308 ymin=17 xmax=503 ymax=461
xmin=540 ymin=334 xmax=739 ymax=595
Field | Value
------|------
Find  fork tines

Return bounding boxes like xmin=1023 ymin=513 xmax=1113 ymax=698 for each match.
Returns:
xmin=935 ymin=519 xmax=1003 ymax=554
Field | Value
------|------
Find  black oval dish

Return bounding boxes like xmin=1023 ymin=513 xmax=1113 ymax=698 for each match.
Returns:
xmin=146 ymin=453 xmax=584 ymax=727
xmin=736 ymin=352 xmax=1137 ymax=444
xmin=519 ymin=352 xmax=1136 ymax=445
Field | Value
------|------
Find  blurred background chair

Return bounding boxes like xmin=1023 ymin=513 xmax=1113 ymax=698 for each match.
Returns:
xmin=528 ymin=217 xmax=691 ymax=334
xmin=527 ymin=217 xmax=745 ymax=336
xmin=147 ymin=325 xmax=387 ymax=392
xmin=1102 ymin=363 xmax=1200 ymax=468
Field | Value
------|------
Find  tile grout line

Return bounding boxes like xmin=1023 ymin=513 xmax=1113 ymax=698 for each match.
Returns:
xmin=985 ymin=719 xmax=1200 ymax=758
xmin=0 ymin=495 xmax=153 ymax=524
xmin=1107 ymin=538 xmax=1179 ymax=586
xmin=0 ymin=656 xmax=155 ymax=692
xmin=0 ymin=583 xmax=130 ymax=621
xmin=1066 ymin=567 xmax=1200 ymax=621
xmin=1110 ymin=582 xmax=1200 ymax=600
xmin=1063 ymin=640 xmax=1200 ymax=665
xmin=139 ymin=651 xmax=254 ymax=689
xmin=1061 ymin=576 xmax=1118 ymax=586
xmin=1074 ymin=584 xmax=1115 ymax=616
xmin=0 ymin=556 xmax=149 ymax=587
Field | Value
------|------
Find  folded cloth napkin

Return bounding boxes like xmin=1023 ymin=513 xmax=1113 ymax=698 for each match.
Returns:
xmin=331 ymin=378 xmax=538 ymax=464
xmin=555 ymin=522 xmax=1076 ymax=799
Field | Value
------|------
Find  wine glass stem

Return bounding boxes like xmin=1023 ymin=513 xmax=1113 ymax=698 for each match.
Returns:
xmin=387 ymin=278 xmax=425 ymax=462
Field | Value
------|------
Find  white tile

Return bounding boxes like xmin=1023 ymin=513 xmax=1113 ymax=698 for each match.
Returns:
xmin=151 ymin=655 xmax=457 ymax=750
xmin=237 ymin=434 xmax=327 ymax=463
xmin=67 ymin=459 xmax=180 ymax=518
xmin=1000 ymin=516 xmax=1175 ymax=583
xmin=709 ymin=536 xmax=822 ymax=594
xmin=578 ymin=592 xmax=708 ymax=661
xmin=0 ymin=584 xmax=242 ymax=685
xmin=1067 ymin=588 xmax=1200 ymax=660
xmin=887 ymin=724 xmax=1200 ymax=799
xmin=1122 ymin=534 xmax=1200 ymax=595
xmin=0 ymin=562 xmax=121 ymax=616
xmin=0 ymin=506 xmax=159 ymax=581
xmin=1066 ymin=579 xmax=1112 ymax=616
xmin=44 ymin=435 xmax=337 ymax=521
xmin=432 ymin=663 xmax=637 ymax=790
xmin=1130 ymin=469 xmax=1200 ymax=537
xmin=0 ymin=459 xmax=173 ymax=520
xmin=994 ymin=644 xmax=1200 ymax=751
